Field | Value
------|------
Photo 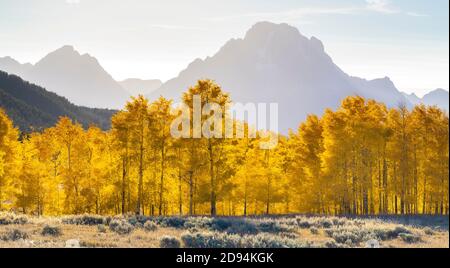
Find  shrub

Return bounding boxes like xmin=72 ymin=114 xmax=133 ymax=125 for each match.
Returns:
xmin=0 ymin=213 xmax=28 ymax=225
xmin=326 ymin=227 xmax=375 ymax=246
xmin=423 ymin=227 xmax=434 ymax=236
xmin=391 ymin=226 xmax=411 ymax=235
xmin=97 ymin=224 xmax=107 ymax=233
xmin=184 ymin=217 xmax=213 ymax=230
xmin=160 ymin=236 xmax=181 ymax=248
xmin=296 ymin=218 xmax=311 ymax=229
xmin=211 ymin=218 xmax=233 ymax=231
xmin=144 ymin=221 xmax=158 ymax=232
xmin=104 ymin=216 xmax=112 ymax=225
xmin=277 ymin=218 xmax=298 ymax=227
xmin=184 ymin=217 xmax=260 ymax=234
xmin=244 ymin=233 xmax=309 ymax=248
xmin=331 ymin=217 xmax=348 ymax=227
xmin=62 ymin=214 xmax=106 ymax=226
xmin=109 ymin=219 xmax=134 ymax=235
xmin=156 ymin=216 xmax=186 ymax=228
xmin=2 ymin=229 xmax=29 ymax=241
xmin=324 ymin=229 xmax=334 ymax=237
xmin=399 ymin=233 xmax=421 ymax=244
xmin=225 ymin=220 xmax=258 ymax=235
xmin=181 ymin=231 xmax=308 ymax=248
xmin=181 ymin=232 xmax=242 ymax=248
xmin=323 ymin=240 xmax=349 ymax=248
xmin=331 ymin=231 xmax=361 ymax=245
xmin=127 ymin=215 xmax=153 ymax=226
xmin=42 ymin=225 xmax=62 ymax=236
xmin=324 ymin=224 xmax=416 ymax=245
xmin=374 ymin=226 xmax=412 ymax=240
xmin=127 ymin=216 xmax=138 ymax=226
xmin=372 ymin=228 xmax=393 ymax=241
xmin=317 ymin=218 xmax=333 ymax=229
xmin=310 ymin=227 xmax=319 ymax=235
xmin=279 ymin=232 xmax=299 ymax=239
xmin=296 ymin=216 xmax=338 ymax=229
xmin=257 ymin=220 xmax=287 ymax=233
xmin=80 ymin=240 xmax=117 ymax=248
xmin=135 ymin=215 xmax=151 ymax=224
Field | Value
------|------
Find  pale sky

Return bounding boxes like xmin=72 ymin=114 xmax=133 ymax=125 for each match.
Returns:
xmin=0 ymin=0 xmax=448 ymax=97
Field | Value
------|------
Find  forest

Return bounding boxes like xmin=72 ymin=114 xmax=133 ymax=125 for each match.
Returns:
xmin=0 ymin=79 xmax=448 ymax=217
xmin=0 ymin=71 xmax=114 ymax=132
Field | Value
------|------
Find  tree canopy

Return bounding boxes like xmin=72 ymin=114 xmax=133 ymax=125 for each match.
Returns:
xmin=0 ymin=80 xmax=448 ymax=216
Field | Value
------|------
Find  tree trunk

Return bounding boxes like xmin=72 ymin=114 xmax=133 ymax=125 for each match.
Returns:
xmin=178 ymin=170 xmax=183 ymax=216
xmin=136 ymin=137 xmax=144 ymax=215
xmin=159 ymin=141 xmax=165 ymax=215
xmin=188 ymin=171 xmax=194 ymax=216
xmin=208 ymin=140 xmax=216 ymax=216
xmin=121 ymin=157 xmax=126 ymax=215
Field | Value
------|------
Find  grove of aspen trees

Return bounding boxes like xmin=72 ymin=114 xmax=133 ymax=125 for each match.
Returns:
xmin=0 ymin=80 xmax=448 ymax=217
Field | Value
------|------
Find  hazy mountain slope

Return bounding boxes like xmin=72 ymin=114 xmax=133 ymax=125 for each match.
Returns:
xmin=402 ymin=92 xmax=422 ymax=105
xmin=422 ymin=89 xmax=449 ymax=111
xmin=348 ymin=76 xmax=409 ymax=108
xmin=0 ymin=56 xmax=33 ymax=77
xmin=0 ymin=46 xmax=130 ymax=109
xmin=403 ymin=89 xmax=449 ymax=111
xmin=149 ymin=22 xmax=411 ymax=133
xmin=119 ymin=78 xmax=162 ymax=96
xmin=0 ymin=70 xmax=116 ymax=132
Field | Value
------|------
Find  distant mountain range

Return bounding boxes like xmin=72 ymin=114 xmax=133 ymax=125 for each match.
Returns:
xmin=0 ymin=70 xmax=116 ymax=132
xmin=403 ymin=89 xmax=449 ymax=111
xmin=149 ymin=22 xmax=448 ymax=132
xmin=0 ymin=21 xmax=448 ymax=132
xmin=118 ymin=78 xmax=162 ymax=96
xmin=0 ymin=47 xmax=165 ymax=109
xmin=0 ymin=46 xmax=130 ymax=109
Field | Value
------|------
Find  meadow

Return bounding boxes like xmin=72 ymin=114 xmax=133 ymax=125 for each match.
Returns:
xmin=0 ymin=213 xmax=448 ymax=248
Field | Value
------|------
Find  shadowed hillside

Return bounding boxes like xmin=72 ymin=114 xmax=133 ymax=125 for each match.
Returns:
xmin=0 ymin=70 xmax=116 ymax=132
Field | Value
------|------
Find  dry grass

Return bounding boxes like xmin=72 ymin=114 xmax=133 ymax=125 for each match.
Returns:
xmin=0 ymin=223 xmax=186 ymax=248
xmin=0 ymin=214 xmax=448 ymax=248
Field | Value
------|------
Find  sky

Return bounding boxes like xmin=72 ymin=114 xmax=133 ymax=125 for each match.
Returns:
xmin=0 ymin=0 xmax=448 ymax=97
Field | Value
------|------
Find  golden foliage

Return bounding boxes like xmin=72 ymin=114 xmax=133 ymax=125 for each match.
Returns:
xmin=0 ymin=82 xmax=448 ymax=216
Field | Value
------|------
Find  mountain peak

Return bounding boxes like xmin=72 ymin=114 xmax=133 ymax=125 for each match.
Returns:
xmin=36 ymin=45 xmax=105 ymax=69
xmin=249 ymin=21 xmax=300 ymax=33
xmin=36 ymin=45 xmax=81 ymax=65
xmin=428 ymin=88 xmax=448 ymax=95
xmin=372 ymin=76 xmax=395 ymax=87
xmin=0 ymin=56 xmax=19 ymax=64
xmin=53 ymin=45 xmax=79 ymax=55
xmin=407 ymin=92 xmax=419 ymax=98
xmin=244 ymin=21 xmax=306 ymax=42
xmin=421 ymin=88 xmax=449 ymax=111
xmin=148 ymin=22 xmax=433 ymax=132
xmin=6 ymin=45 xmax=130 ymax=109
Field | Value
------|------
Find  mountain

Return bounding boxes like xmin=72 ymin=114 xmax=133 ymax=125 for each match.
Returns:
xmin=403 ymin=89 xmax=449 ymax=111
xmin=0 ymin=70 xmax=116 ymax=132
xmin=402 ymin=92 xmax=422 ymax=105
xmin=118 ymin=78 xmax=162 ymax=96
xmin=0 ymin=56 xmax=33 ymax=76
xmin=422 ymin=89 xmax=449 ymax=111
xmin=149 ymin=21 xmax=411 ymax=133
xmin=0 ymin=46 xmax=130 ymax=109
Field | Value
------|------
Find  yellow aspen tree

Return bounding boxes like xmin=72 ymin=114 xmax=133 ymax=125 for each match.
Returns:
xmin=182 ymin=80 xmax=230 ymax=216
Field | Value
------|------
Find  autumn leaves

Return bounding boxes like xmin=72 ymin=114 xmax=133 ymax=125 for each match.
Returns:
xmin=0 ymin=80 xmax=448 ymax=216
